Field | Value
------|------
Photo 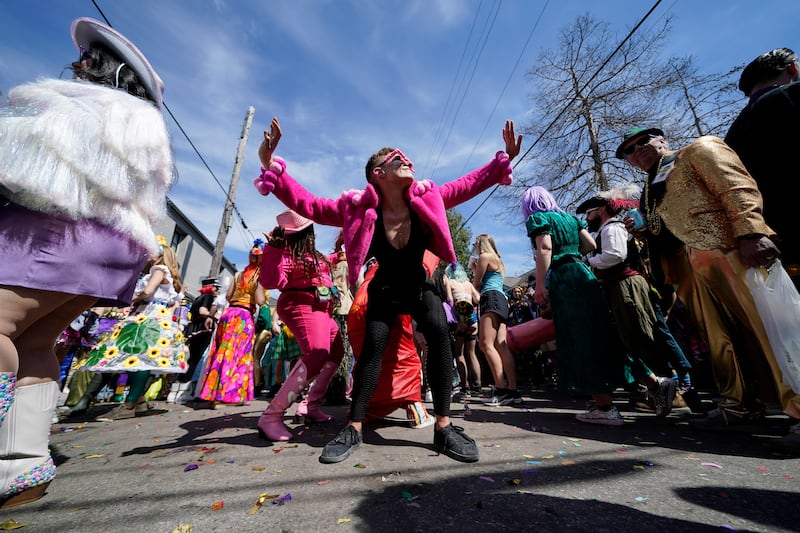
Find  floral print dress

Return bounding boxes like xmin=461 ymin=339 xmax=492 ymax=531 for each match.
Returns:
xmin=82 ymin=265 xmax=188 ymax=374
xmin=197 ymin=266 xmax=259 ymax=404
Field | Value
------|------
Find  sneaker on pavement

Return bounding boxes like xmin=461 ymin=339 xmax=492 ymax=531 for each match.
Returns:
xmin=483 ymin=389 xmax=511 ymax=407
xmin=576 ymin=406 xmax=624 ymax=426
xmin=433 ymin=424 xmax=479 ymax=462
xmin=650 ymin=377 xmax=677 ymax=417
xmin=452 ymin=389 xmax=471 ymax=402
xmin=689 ymin=407 xmax=766 ymax=433
xmin=768 ymin=423 xmax=800 ymax=455
xmin=407 ymin=401 xmax=436 ymax=429
xmin=320 ymin=425 xmax=362 ymax=464
xmin=104 ymin=404 xmax=137 ymax=420
xmin=484 ymin=388 xmax=518 ymax=406
xmin=492 ymin=389 xmax=523 ymax=406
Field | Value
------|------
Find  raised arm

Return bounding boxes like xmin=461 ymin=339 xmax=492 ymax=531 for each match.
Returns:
xmin=254 ymin=116 xmax=350 ymax=227
xmin=258 ymin=117 xmax=283 ymax=168
xmin=437 ymin=121 xmax=520 ymax=208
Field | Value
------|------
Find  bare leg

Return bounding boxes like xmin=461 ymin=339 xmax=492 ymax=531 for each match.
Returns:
xmin=494 ymin=322 xmax=517 ymax=390
xmin=464 ymin=336 xmax=481 ymax=387
xmin=454 ymin=335 xmax=468 ymax=389
xmin=478 ymin=313 xmax=506 ymax=389
xmin=0 ymin=286 xmax=97 ymax=384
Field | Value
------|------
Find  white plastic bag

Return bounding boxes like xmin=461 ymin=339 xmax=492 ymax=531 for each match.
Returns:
xmin=745 ymin=261 xmax=800 ymax=392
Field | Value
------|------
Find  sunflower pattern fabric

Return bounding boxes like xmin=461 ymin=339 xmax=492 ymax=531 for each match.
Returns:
xmin=83 ymin=266 xmax=188 ymax=374
xmin=82 ymin=301 xmax=188 ymax=373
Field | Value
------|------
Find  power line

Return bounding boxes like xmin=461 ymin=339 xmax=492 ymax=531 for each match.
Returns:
xmin=421 ymin=1 xmax=485 ymax=177
xmin=458 ymin=0 xmax=665 ymax=229
xmin=90 ymin=0 xmax=256 ymax=242
xmin=456 ymin=0 xmax=550 ymax=176
xmin=428 ymin=0 xmax=502 ymax=181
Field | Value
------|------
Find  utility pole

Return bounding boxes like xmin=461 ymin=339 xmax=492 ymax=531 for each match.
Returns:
xmin=209 ymin=106 xmax=255 ymax=278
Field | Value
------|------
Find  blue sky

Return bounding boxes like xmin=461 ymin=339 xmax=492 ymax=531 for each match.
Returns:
xmin=1 ymin=0 xmax=798 ymax=283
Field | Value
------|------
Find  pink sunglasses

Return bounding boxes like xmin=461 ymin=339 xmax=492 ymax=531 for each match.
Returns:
xmin=377 ymin=149 xmax=414 ymax=171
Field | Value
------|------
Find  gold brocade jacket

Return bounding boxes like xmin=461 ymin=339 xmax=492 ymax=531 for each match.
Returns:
xmin=654 ymin=136 xmax=774 ymax=252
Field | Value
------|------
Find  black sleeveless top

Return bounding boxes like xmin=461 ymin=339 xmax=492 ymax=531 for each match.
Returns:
xmin=369 ymin=209 xmax=428 ymax=292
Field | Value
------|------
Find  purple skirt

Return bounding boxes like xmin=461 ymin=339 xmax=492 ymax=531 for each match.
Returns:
xmin=0 ymin=201 xmax=148 ymax=306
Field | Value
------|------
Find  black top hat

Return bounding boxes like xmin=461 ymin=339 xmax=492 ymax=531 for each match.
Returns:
xmin=575 ymin=196 xmax=607 ymax=214
xmin=201 ymin=278 xmax=220 ymax=288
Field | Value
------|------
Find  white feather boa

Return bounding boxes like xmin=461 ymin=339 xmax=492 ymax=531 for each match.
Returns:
xmin=0 ymin=78 xmax=175 ymax=256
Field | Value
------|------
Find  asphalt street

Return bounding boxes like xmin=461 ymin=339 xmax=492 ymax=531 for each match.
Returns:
xmin=2 ymin=389 xmax=799 ymax=532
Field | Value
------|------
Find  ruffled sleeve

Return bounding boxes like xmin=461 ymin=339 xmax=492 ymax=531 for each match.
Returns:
xmin=525 ymin=212 xmax=552 ymax=239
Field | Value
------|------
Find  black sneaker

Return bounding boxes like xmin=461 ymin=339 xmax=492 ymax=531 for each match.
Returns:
xmin=483 ymin=388 xmax=508 ymax=406
xmin=689 ymin=407 xmax=766 ymax=433
xmin=502 ymin=389 xmax=523 ymax=406
xmin=769 ymin=424 xmax=800 ymax=455
xmin=320 ymin=425 xmax=362 ymax=464
xmin=433 ymin=424 xmax=479 ymax=463
xmin=650 ymin=377 xmax=676 ymax=417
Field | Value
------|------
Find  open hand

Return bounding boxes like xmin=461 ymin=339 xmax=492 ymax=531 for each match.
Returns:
xmin=265 ymin=226 xmax=286 ymax=248
xmin=258 ymin=117 xmax=283 ymax=166
xmin=503 ymin=120 xmax=522 ymax=161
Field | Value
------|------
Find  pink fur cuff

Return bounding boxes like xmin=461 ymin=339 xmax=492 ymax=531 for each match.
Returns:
xmin=253 ymin=157 xmax=286 ymax=196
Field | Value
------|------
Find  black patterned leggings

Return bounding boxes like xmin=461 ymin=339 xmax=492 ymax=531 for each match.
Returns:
xmin=349 ymin=280 xmax=452 ymax=421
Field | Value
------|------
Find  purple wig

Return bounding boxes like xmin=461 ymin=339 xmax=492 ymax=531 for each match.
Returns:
xmin=521 ymin=186 xmax=561 ymax=219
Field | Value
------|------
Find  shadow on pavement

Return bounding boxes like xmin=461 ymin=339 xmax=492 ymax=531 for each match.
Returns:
xmin=675 ymin=486 xmax=800 ymax=531
xmin=350 ymin=468 xmax=737 ymax=533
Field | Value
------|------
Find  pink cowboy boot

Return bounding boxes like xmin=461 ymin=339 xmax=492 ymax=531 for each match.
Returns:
xmin=257 ymin=361 xmax=309 ymax=441
xmin=296 ymin=361 xmax=338 ymax=423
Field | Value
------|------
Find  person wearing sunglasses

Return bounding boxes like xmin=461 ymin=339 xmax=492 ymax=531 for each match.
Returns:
xmin=616 ymin=127 xmax=800 ymax=440
xmin=255 ymin=117 xmax=521 ymax=464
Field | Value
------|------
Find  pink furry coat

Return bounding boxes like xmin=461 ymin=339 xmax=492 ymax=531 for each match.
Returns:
xmin=254 ymin=151 xmax=513 ymax=286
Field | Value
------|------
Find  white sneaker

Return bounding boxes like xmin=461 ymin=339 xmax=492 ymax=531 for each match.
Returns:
xmin=406 ymin=401 xmax=435 ymax=429
xmin=576 ymin=406 xmax=624 ymax=426
xmin=423 ymin=390 xmax=433 ymax=403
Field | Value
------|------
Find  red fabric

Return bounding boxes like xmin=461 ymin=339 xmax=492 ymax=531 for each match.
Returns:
xmin=348 ymin=265 xmax=422 ymax=417
xmin=507 ymin=318 xmax=556 ymax=353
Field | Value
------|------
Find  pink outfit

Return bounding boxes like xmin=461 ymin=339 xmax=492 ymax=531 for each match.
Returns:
xmin=255 ymin=151 xmax=513 ymax=286
xmin=260 ymin=248 xmax=344 ymax=378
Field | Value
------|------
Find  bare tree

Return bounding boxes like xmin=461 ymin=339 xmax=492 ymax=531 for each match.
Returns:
xmin=500 ymin=14 xmax=741 ymax=213
xmin=661 ymin=56 xmax=743 ymax=143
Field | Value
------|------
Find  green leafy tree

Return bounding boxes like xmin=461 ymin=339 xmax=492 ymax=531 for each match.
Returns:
xmin=447 ymin=208 xmax=473 ymax=273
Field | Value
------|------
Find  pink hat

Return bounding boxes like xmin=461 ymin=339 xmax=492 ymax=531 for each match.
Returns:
xmin=276 ymin=209 xmax=313 ymax=234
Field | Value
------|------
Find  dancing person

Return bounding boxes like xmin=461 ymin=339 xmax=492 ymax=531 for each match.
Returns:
xmin=443 ymin=263 xmax=482 ymax=399
xmin=197 ymin=241 xmax=265 ymax=408
xmin=471 ymin=234 xmax=520 ymax=406
xmin=522 ymin=186 xmax=629 ymax=425
xmin=84 ymin=239 xmax=188 ymax=418
xmin=257 ymin=210 xmax=344 ymax=439
xmin=0 ymin=17 xmax=174 ymax=507
xmin=348 ymin=258 xmax=434 ymax=428
xmin=254 ymin=117 xmax=521 ymax=463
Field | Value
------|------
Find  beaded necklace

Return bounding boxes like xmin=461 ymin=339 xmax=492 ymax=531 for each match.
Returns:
xmin=642 ymin=155 xmax=664 ymax=235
